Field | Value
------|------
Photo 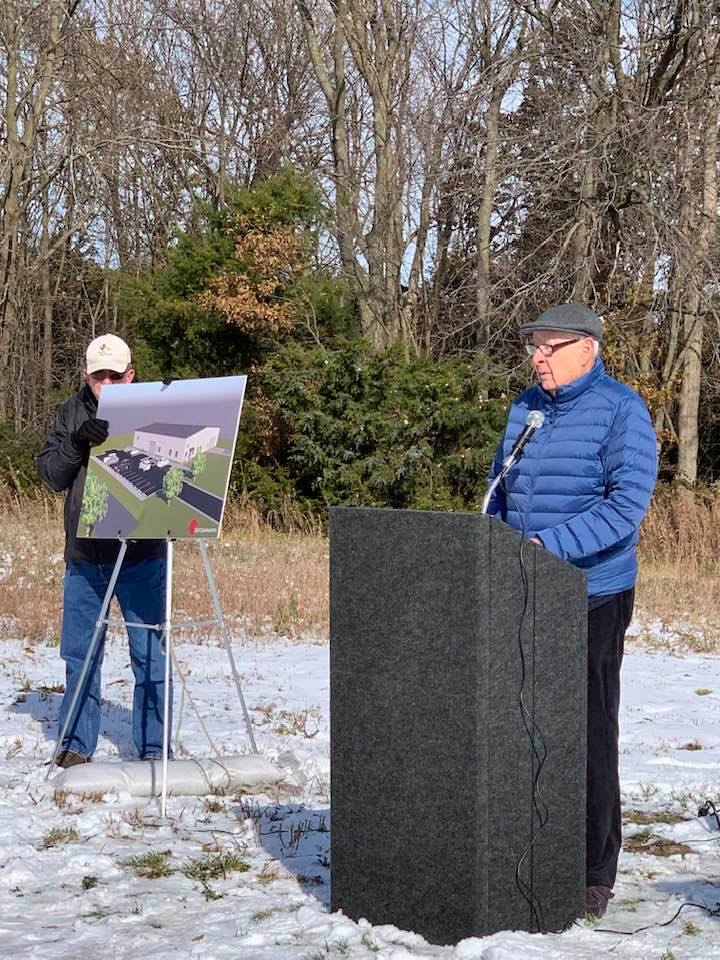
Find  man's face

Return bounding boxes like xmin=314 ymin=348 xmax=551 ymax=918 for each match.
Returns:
xmin=528 ymin=330 xmax=595 ymax=391
xmin=84 ymin=367 xmax=135 ymax=400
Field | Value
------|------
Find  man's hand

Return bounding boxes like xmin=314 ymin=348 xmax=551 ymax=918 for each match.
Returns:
xmin=72 ymin=418 xmax=109 ymax=449
xmin=530 ymin=537 xmax=543 ymax=546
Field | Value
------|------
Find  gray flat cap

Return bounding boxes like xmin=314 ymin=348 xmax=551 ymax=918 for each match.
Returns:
xmin=519 ymin=304 xmax=604 ymax=341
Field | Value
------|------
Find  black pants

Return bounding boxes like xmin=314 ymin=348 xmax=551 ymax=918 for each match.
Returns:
xmin=586 ymin=587 xmax=635 ymax=888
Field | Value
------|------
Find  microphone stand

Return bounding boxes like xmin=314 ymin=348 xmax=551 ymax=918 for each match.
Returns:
xmin=482 ymin=462 xmax=512 ymax=515
xmin=481 ymin=413 xmax=544 ymax=515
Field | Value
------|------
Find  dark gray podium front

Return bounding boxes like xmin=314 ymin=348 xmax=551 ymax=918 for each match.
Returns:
xmin=329 ymin=507 xmax=587 ymax=945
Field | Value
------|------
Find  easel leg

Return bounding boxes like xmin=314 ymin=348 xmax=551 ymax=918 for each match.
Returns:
xmin=197 ymin=538 xmax=258 ymax=753
xmin=47 ymin=541 xmax=128 ymax=778
xmin=160 ymin=538 xmax=173 ymax=818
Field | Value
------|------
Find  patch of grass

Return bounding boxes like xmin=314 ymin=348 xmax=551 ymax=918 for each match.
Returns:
xmin=236 ymin=797 xmax=264 ymax=824
xmin=39 ymin=826 xmax=79 ymax=849
xmin=682 ymin=919 xmax=700 ymax=935
xmin=252 ymin=909 xmax=274 ymax=921
xmin=695 ymin=688 xmax=713 ymax=696
xmin=83 ymin=905 xmax=111 ymax=921
xmin=681 ymin=739 xmax=704 ymax=750
xmin=200 ymin=842 xmax=222 ymax=854
xmin=627 ymin=826 xmax=652 ymax=844
xmin=273 ymin=706 xmax=321 ymax=738
xmin=638 ymin=783 xmax=660 ymax=801
xmin=624 ymin=830 xmax=692 ymax=857
xmin=203 ymin=886 xmax=223 ymax=901
xmin=4 ymin=737 xmax=22 ymax=760
xmin=36 ymin=682 xmax=65 ymax=696
xmin=252 ymin=702 xmax=276 ymax=726
xmin=78 ymin=791 xmax=107 ymax=803
xmin=121 ymin=808 xmax=146 ymax=829
xmin=81 ymin=876 xmax=98 ymax=890
xmin=256 ymin=862 xmax=281 ymax=886
xmin=182 ymin=851 xmax=250 ymax=883
xmin=360 ymin=933 xmax=380 ymax=952
xmin=624 ymin=809 xmax=685 ymax=826
xmin=51 ymin=789 xmax=104 ymax=815
xmin=127 ymin=849 xmax=173 ymax=879
xmin=668 ymin=787 xmax=704 ymax=810
xmin=202 ymin=798 xmax=226 ymax=814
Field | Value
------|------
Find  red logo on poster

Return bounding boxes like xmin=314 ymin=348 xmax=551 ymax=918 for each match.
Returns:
xmin=188 ymin=518 xmax=199 ymax=536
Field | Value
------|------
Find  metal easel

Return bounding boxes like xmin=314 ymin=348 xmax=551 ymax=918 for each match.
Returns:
xmin=47 ymin=537 xmax=258 ymax=817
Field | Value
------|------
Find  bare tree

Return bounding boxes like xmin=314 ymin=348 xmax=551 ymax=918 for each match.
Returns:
xmin=0 ymin=0 xmax=81 ymax=420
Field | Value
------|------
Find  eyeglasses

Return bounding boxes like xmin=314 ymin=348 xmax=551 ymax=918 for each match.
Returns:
xmin=524 ymin=339 xmax=582 ymax=358
xmin=89 ymin=369 xmax=127 ymax=382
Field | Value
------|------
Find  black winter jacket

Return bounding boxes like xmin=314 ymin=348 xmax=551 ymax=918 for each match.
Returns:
xmin=37 ymin=384 xmax=166 ymax=565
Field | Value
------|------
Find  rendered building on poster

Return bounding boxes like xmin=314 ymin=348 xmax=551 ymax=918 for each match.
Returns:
xmin=133 ymin=423 xmax=220 ymax=464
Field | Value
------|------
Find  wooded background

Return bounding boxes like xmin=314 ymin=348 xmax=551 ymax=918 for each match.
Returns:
xmin=1 ymin=0 xmax=719 ymax=506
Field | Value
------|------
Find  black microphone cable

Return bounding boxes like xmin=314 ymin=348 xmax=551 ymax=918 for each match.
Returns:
xmin=499 ymin=479 xmax=550 ymax=934
xmin=590 ymin=898 xmax=720 ymax=936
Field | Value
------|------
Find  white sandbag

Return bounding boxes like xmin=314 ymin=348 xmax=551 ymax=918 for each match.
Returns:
xmin=52 ymin=754 xmax=287 ymax=797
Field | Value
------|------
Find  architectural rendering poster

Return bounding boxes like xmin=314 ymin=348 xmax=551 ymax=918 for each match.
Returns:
xmin=78 ymin=376 xmax=247 ymax=540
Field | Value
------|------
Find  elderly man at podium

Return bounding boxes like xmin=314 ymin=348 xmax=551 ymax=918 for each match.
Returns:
xmin=38 ymin=334 xmax=170 ymax=768
xmin=486 ymin=304 xmax=657 ymax=920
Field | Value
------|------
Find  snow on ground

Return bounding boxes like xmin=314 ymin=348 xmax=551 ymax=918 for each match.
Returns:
xmin=0 ymin=622 xmax=719 ymax=960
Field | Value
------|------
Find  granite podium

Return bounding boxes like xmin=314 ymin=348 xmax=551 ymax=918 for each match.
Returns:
xmin=329 ymin=507 xmax=587 ymax=945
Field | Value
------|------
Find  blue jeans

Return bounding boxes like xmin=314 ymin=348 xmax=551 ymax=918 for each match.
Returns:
xmin=58 ymin=557 xmax=171 ymax=759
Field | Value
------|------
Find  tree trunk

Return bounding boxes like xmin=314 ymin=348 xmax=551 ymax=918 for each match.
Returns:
xmin=475 ymin=93 xmax=501 ymax=349
xmin=676 ymin=107 xmax=718 ymax=482
xmin=41 ymin=165 xmax=53 ymax=417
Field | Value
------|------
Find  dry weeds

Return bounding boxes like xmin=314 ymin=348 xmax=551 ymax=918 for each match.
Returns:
xmin=635 ymin=487 xmax=720 ymax=649
xmin=3 ymin=486 xmax=720 ymax=647
xmin=0 ymin=492 xmax=328 ymax=644
xmin=623 ymin=829 xmax=692 ymax=858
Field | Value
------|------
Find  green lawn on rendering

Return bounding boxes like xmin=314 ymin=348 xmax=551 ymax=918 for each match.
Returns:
xmin=85 ymin=459 xmax=219 ymax=539
xmin=192 ymin=441 xmax=233 ymax=498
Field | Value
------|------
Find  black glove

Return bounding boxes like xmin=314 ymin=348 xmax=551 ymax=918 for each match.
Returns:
xmin=72 ymin=418 xmax=109 ymax=449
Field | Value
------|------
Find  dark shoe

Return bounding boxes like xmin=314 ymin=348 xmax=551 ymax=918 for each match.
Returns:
xmin=585 ymin=885 xmax=614 ymax=920
xmin=56 ymin=750 xmax=92 ymax=769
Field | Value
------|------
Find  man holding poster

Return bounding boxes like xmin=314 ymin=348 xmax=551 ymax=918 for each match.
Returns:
xmin=38 ymin=334 xmax=170 ymax=768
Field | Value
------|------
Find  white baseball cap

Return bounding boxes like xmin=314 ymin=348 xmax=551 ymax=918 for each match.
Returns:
xmin=86 ymin=334 xmax=132 ymax=374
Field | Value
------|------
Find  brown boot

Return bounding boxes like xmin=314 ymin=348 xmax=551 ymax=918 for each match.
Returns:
xmin=55 ymin=750 xmax=92 ymax=769
xmin=585 ymin=885 xmax=614 ymax=920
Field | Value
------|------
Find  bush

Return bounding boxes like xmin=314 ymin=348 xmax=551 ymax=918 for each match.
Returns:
xmin=0 ymin=423 xmax=42 ymax=494
xmin=123 ymin=168 xmax=357 ymax=381
xmin=235 ymin=340 xmax=509 ymax=517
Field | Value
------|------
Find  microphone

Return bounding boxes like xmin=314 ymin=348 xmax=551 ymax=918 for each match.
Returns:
xmin=481 ymin=410 xmax=545 ymax=514
xmin=508 ymin=410 xmax=545 ymax=461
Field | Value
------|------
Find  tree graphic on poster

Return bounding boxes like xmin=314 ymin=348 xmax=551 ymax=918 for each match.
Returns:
xmin=163 ymin=467 xmax=184 ymax=502
xmin=81 ymin=474 xmax=109 ymax=535
xmin=190 ymin=451 xmax=207 ymax=482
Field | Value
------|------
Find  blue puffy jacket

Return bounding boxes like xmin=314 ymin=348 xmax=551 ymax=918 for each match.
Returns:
xmin=487 ymin=358 xmax=657 ymax=597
